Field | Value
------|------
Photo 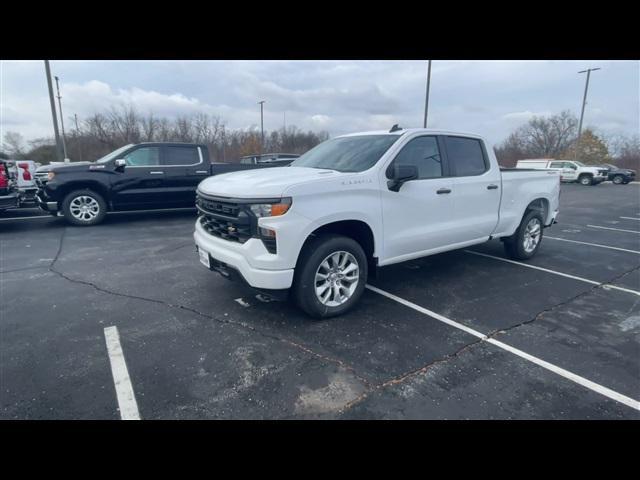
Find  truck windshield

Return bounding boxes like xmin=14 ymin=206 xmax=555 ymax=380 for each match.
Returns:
xmin=290 ymin=135 xmax=400 ymax=172
xmin=96 ymin=144 xmax=134 ymax=164
xmin=573 ymin=161 xmax=585 ymax=167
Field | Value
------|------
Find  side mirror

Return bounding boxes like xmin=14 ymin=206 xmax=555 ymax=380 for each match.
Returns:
xmin=114 ymin=159 xmax=126 ymax=170
xmin=388 ymin=164 xmax=418 ymax=192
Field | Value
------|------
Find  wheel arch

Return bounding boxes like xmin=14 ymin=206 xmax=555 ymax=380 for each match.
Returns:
xmin=296 ymin=219 xmax=377 ymax=272
xmin=57 ymin=182 xmax=111 ymax=209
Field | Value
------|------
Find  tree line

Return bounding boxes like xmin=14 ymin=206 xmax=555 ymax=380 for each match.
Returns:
xmin=493 ymin=110 xmax=639 ymax=170
xmin=0 ymin=106 xmax=329 ymax=165
xmin=1 ymin=106 xmax=638 ymax=171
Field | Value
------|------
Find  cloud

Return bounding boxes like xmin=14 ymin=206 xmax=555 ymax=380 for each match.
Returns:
xmin=1 ymin=60 xmax=638 ymax=147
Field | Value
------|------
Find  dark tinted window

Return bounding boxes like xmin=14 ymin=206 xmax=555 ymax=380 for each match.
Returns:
xmin=165 ymin=146 xmax=199 ymax=165
xmin=446 ymin=137 xmax=487 ymax=176
xmin=389 ymin=136 xmax=442 ymax=179
xmin=124 ymin=147 xmax=161 ymax=166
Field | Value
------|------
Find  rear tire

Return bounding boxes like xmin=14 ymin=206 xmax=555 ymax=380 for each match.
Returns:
xmin=292 ymin=234 xmax=368 ymax=319
xmin=503 ymin=210 xmax=544 ymax=260
xmin=579 ymin=174 xmax=593 ymax=186
xmin=61 ymin=189 xmax=107 ymax=226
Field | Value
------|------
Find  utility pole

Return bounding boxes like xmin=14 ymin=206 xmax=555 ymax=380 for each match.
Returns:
xmin=54 ymin=76 xmax=68 ymax=160
xmin=283 ymin=111 xmax=286 ymax=132
xmin=44 ymin=61 xmax=63 ymax=162
xmin=74 ymin=113 xmax=82 ymax=162
xmin=423 ymin=60 xmax=432 ymax=128
xmin=221 ymin=125 xmax=226 ymax=162
xmin=258 ymin=100 xmax=265 ymax=154
xmin=574 ymin=67 xmax=601 ymax=160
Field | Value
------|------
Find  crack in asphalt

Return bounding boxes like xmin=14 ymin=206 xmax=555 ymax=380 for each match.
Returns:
xmin=46 ymin=226 xmax=372 ymax=389
xmin=40 ymin=225 xmax=640 ymax=416
xmin=338 ymin=263 xmax=640 ymax=415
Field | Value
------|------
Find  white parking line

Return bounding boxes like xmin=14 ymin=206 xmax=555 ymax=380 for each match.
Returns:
xmin=545 ymin=236 xmax=640 ymax=255
xmin=587 ymin=225 xmax=640 ymax=234
xmin=104 ymin=326 xmax=141 ymax=420
xmin=620 ymin=217 xmax=640 ymax=221
xmin=464 ymin=250 xmax=640 ymax=297
xmin=365 ymin=284 xmax=640 ymax=412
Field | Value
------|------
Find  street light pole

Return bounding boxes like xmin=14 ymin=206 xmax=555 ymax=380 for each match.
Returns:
xmin=258 ymin=100 xmax=265 ymax=154
xmin=574 ymin=67 xmax=601 ymax=160
xmin=44 ymin=61 xmax=63 ymax=162
xmin=54 ymin=76 xmax=68 ymax=160
xmin=423 ymin=60 xmax=432 ymax=128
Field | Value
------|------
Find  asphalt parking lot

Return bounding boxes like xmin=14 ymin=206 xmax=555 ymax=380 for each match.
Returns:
xmin=1 ymin=183 xmax=639 ymax=419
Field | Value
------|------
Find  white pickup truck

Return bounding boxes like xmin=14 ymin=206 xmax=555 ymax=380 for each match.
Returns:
xmin=194 ymin=127 xmax=560 ymax=318
xmin=516 ymin=159 xmax=608 ymax=186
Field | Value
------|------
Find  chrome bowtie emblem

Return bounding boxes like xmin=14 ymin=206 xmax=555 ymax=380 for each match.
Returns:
xmin=227 ymin=225 xmax=236 ymax=233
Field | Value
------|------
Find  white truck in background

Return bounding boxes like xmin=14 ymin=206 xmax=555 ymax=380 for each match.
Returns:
xmin=194 ymin=127 xmax=561 ymax=319
xmin=516 ymin=159 xmax=608 ymax=186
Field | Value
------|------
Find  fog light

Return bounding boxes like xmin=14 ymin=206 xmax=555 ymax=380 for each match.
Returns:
xmin=259 ymin=227 xmax=276 ymax=238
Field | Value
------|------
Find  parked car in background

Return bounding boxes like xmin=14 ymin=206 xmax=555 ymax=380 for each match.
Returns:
xmin=36 ymin=142 xmax=291 ymax=226
xmin=4 ymin=160 xmax=38 ymax=205
xmin=0 ymin=160 xmax=20 ymax=213
xmin=600 ymin=163 xmax=636 ymax=185
xmin=195 ymin=127 xmax=561 ymax=318
xmin=240 ymin=153 xmax=299 ymax=166
xmin=516 ymin=159 xmax=607 ymax=186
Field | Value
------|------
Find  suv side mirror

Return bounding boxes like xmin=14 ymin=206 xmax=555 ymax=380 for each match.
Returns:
xmin=114 ymin=159 xmax=126 ymax=170
xmin=388 ymin=164 xmax=418 ymax=192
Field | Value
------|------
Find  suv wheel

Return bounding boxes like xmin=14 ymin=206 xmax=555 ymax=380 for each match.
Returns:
xmin=612 ymin=175 xmax=624 ymax=185
xmin=292 ymin=234 xmax=368 ymax=319
xmin=61 ymin=189 xmax=107 ymax=226
xmin=504 ymin=210 xmax=544 ymax=260
xmin=579 ymin=174 xmax=593 ymax=186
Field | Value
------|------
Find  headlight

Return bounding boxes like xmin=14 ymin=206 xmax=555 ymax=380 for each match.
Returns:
xmin=249 ymin=198 xmax=292 ymax=218
xmin=47 ymin=171 xmax=56 ymax=181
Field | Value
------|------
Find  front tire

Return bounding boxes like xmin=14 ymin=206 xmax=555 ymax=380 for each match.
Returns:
xmin=503 ymin=210 xmax=544 ymax=260
xmin=292 ymin=234 xmax=368 ymax=319
xmin=61 ymin=189 xmax=107 ymax=226
xmin=612 ymin=175 xmax=624 ymax=185
xmin=579 ymin=174 xmax=593 ymax=186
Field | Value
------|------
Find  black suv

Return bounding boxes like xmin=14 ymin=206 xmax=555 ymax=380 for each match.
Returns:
xmin=602 ymin=163 xmax=636 ymax=185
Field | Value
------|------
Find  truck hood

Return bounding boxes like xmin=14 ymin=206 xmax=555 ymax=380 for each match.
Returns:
xmin=198 ymin=166 xmax=344 ymax=198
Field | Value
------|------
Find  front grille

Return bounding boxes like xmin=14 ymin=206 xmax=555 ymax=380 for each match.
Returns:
xmin=197 ymin=195 xmax=253 ymax=244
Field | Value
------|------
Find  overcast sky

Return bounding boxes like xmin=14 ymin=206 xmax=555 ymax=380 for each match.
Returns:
xmin=1 ymin=60 xmax=638 ymax=146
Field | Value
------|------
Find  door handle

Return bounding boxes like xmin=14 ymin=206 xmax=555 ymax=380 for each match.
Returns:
xmin=195 ymin=170 xmax=208 ymax=174
xmin=436 ymin=188 xmax=452 ymax=194
xmin=149 ymin=171 xmax=164 ymax=175
xmin=487 ymin=184 xmax=499 ymax=190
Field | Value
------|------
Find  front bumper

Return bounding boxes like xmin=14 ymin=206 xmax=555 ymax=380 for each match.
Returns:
xmin=35 ymin=191 xmax=59 ymax=213
xmin=194 ymin=222 xmax=294 ymax=290
xmin=0 ymin=192 xmax=20 ymax=210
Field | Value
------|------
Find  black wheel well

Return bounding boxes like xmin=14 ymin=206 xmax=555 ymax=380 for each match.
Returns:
xmin=578 ymin=172 xmax=592 ymax=177
xmin=300 ymin=220 xmax=376 ymax=269
xmin=525 ymin=198 xmax=549 ymax=221
xmin=58 ymin=183 xmax=110 ymax=208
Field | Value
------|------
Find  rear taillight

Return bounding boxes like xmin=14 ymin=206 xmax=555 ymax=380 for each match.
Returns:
xmin=0 ymin=165 xmax=8 ymax=188
xmin=18 ymin=162 xmax=32 ymax=181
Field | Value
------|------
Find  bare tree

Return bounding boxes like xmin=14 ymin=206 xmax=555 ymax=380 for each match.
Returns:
xmin=2 ymin=131 xmax=26 ymax=157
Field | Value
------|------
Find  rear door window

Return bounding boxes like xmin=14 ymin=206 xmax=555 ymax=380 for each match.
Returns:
xmin=445 ymin=136 xmax=488 ymax=177
xmin=164 ymin=146 xmax=200 ymax=166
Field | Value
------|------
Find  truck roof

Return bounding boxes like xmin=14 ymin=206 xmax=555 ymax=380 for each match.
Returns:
xmin=337 ymin=128 xmax=485 ymax=140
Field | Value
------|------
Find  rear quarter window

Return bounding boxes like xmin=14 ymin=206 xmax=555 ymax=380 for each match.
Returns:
xmin=445 ymin=136 xmax=488 ymax=177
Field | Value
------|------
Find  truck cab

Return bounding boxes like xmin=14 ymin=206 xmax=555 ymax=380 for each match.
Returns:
xmin=195 ymin=128 xmax=560 ymax=319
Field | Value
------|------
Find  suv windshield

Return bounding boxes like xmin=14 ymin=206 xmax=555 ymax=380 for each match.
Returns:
xmin=290 ymin=135 xmax=400 ymax=173
xmin=96 ymin=144 xmax=134 ymax=164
